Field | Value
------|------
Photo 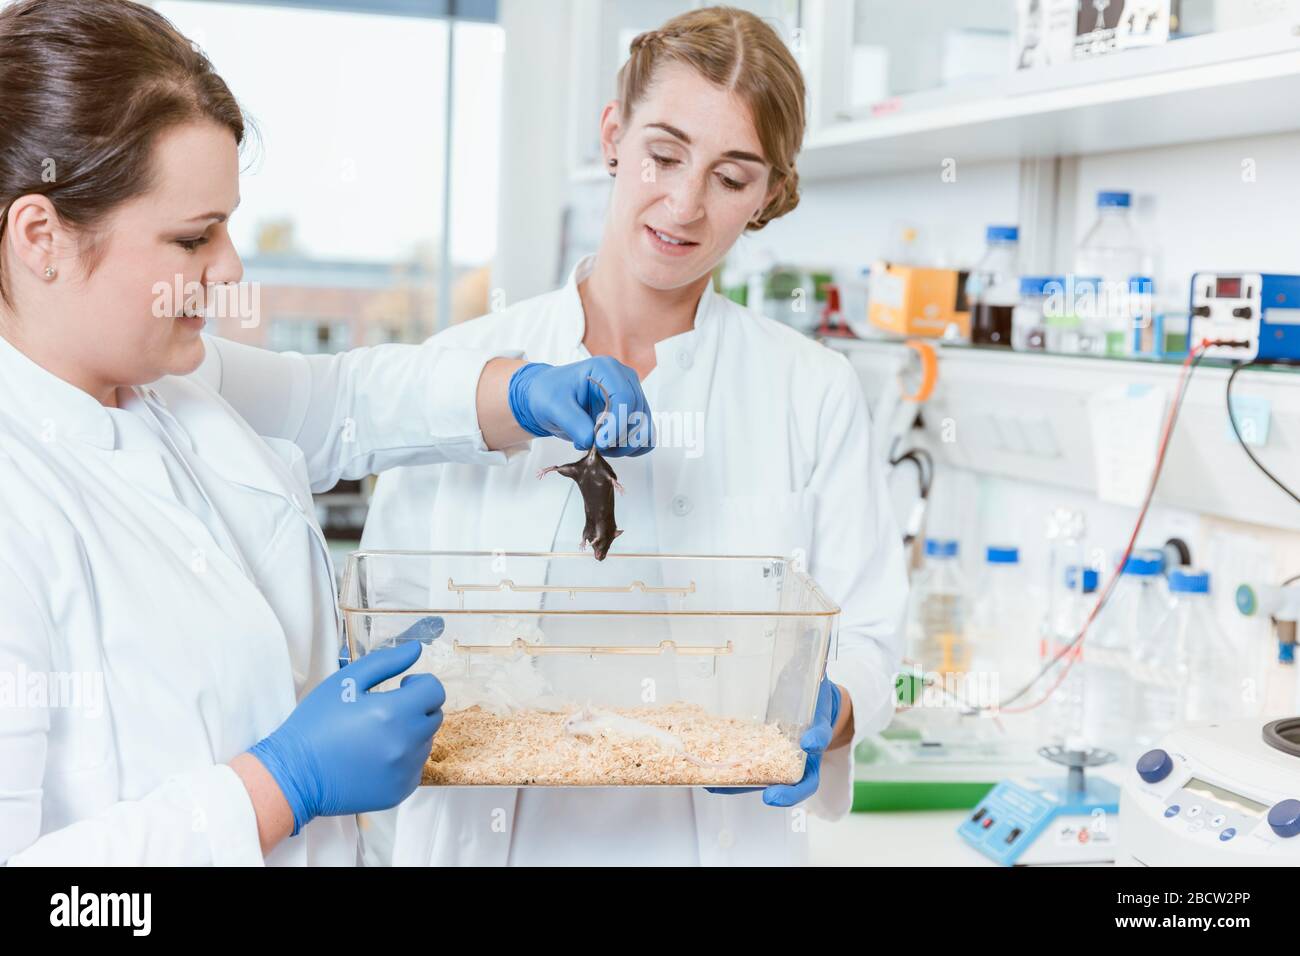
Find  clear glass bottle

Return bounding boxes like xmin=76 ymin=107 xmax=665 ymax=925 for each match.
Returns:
xmin=910 ymin=539 xmax=967 ymax=675
xmin=1041 ymin=565 xmax=1098 ymax=749
xmin=1075 ymin=191 xmax=1147 ymax=356
xmin=1073 ymin=275 xmax=1107 ymax=356
xmin=1042 ymin=275 xmax=1102 ymax=355
xmin=966 ymin=225 xmax=1020 ymax=347
xmin=1075 ymin=190 xmax=1145 ymax=284
xmin=968 ymin=545 xmax=1029 ymax=685
xmin=1087 ymin=549 xmax=1171 ymax=758
xmin=1043 ymin=509 xmax=1087 ymax=649
xmin=1176 ymin=571 xmax=1246 ymax=723
xmin=1126 ymin=551 xmax=1182 ymax=752
xmin=1012 ymin=276 xmax=1055 ymax=351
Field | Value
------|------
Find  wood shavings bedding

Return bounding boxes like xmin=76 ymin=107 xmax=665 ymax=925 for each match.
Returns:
xmin=422 ymin=702 xmax=805 ymax=786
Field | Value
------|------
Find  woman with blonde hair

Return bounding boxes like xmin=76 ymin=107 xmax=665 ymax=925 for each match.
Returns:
xmin=363 ymin=6 xmax=908 ymax=866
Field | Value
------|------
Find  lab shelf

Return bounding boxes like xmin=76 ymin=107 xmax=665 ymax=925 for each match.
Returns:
xmin=799 ymin=24 xmax=1300 ymax=180
xmin=827 ymin=337 xmax=1300 ymax=532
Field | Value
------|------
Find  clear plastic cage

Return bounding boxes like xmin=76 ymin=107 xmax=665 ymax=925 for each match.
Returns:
xmin=340 ymin=551 xmax=840 ymax=787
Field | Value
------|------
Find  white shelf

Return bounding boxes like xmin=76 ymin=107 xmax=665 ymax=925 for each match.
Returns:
xmin=828 ymin=338 xmax=1300 ymax=532
xmin=800 ymin=26 xmax=1300 ymax=180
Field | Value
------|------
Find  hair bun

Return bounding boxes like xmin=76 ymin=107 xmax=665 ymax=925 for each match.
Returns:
xmin=631 ymin=29 xmax=665 ymax=51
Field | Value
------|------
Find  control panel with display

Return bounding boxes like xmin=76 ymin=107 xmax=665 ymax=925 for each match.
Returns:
xmin=1119 ymin=720 xmax=1300 ymax=866
xmin=1190 ymin=271 xmax=1300 ymax=361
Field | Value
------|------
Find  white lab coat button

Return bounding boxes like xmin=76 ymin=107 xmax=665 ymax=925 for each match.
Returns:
xmin=677 ymin=350 xmax=693 ymax=370
xmin=717 ymin=828 xmax=735 ymax=849
xmin=671 ymin=494 xmax=692 ymax=517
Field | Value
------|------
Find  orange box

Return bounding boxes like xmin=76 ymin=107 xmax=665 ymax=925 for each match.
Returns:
xmin=868 ymin=262 xmax=971 ymax=339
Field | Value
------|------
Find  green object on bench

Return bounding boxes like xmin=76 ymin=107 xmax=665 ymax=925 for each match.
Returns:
xmin=852 ymin=779 xmax=994 ymax=812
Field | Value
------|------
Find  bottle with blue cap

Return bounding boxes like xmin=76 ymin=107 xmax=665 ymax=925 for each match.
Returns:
xmin=1085 ymin=547 xmax=1173 ymax=758
xmin=1039 ymin=565 xmax=1100 ymax=748
xmin=1167 ymin=570 xmax=1246 ymax=723
xmin=968 ymin=545 xmax=1036 ymax=685
xmin=1066 ymin=275 xmax=1107 ymax=356
xmin=1123 ymin=550 xmax=1187 ymax=751
xmin=1012 ymin=276 xmax=1059 ymax=352
xmin=909 ymin=538 xmax=968 ymax=675
xmin=1075 ymin=190 xmax=1152 ymax=357
xmin=1129 ymin=275 xmax=1160 ymax=356
xmin=966 ymin=225 xmax=1020 ymax=347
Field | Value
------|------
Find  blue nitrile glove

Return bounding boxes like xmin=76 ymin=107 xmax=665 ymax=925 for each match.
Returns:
xmin=707 ymin=677 xmax=841 ymax=808
xmin=508 ymin=356 xmax=653 ymax=457
xmin=248 ymin=617 xmax=446 ymax=835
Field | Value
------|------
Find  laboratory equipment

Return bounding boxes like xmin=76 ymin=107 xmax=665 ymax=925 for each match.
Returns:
xmin=740 ymin=265 xmax=833 ymax=334
xmin=958 ymin=745 xmax=1121 ymax=866
xmin=1086 ymin=548 xmax=1171 ymax=758
xmin=853 ymin=700 xmax=1042 ymax=812
xmin=966 ymin=225 xmax=1020 ymax=347
xmin=858 ymin=541 xmax=1042 ymax=812
xmin=1074 ymin=191 xmax=1145 ymax=289
xmin=1190 ymin=272 xmax=1300 ymax=362
xmin=1118 ymin=717 xmax=1300 ymax=866
xmin=910 ymin=539 xmax=967 ymax=675
xmin=1170 ymin=571 xmax=1246 ymax=723
xmin=1128 ymin=276 xmax=1156 ymax=357
xmin=1236 ymin=577 xmax=1299 ymax=714
xmin=816 ymin=283 xmax=855 ymax=339
xmin=1075 ymin=275 xmax=1110 ymax=356
xmin=1040 ymin=565 xmax=1098 ymax=749
xmin=1076 ymin=190 xmax=1151 ymax=354
xmin=1127 ymin=550 xmax=1182 ymax=753
xmin=1012 ymin=276 xmax=1057 ymax=351
xmin=838 ymin=267 xmax=876 ymax=340
xmin=1236 ymin=578 xmax=1300 ymax=622
xmin=341 ymin=551 xmax=838 ymax=787
xmin=868 ymin=263 xmax=971 ymax=340
xmin=1042 ymin=275 xmax=1103 ymax=354
xmin=968 ymin=546 xmax=1035 ymax=688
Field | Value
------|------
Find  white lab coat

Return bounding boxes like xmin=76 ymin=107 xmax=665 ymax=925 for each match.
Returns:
xmin=360 ymin=256 xmax=909 ymax=866
xmin=0 ymin=331 xmax=510 ymax=865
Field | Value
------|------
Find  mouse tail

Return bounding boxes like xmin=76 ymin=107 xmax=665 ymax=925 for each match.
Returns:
xmin=586 ymin=375 xmax=613 ymax=454
xmin=586 ymin=375 xmax=612 ymax=414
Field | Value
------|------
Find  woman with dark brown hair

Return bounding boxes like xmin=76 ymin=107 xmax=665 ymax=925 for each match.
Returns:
xmin=0 ymin=0 xmax=649 ymax=865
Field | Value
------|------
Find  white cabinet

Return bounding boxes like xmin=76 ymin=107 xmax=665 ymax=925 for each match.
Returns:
xmin=798 ymin=0 xmax=1300 ymax=177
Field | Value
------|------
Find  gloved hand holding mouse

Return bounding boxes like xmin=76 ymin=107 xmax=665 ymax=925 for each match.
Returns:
xmin=508 ymin=355 xmax=653 ymax=457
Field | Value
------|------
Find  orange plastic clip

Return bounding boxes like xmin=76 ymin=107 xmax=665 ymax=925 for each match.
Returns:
xmin=901 ymin=339 xmax=938 ymax=403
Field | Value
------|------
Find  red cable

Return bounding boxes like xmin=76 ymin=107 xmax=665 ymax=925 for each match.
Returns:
xmin=998 ymin=341 xmax=1209 ymax=715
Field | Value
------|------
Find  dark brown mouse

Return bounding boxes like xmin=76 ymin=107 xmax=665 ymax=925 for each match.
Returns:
xmin=536 ymin=377 xmax=624 ymax=560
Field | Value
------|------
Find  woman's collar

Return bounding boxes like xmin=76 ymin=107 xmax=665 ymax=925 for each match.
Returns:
xmin=0 ymin=332 xmax=116 ymax=449
xmin=561 ymin=254 xmax=718 ymax=355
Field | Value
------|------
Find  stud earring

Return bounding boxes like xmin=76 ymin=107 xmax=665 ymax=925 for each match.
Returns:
xmin=608 ymin=157 xmax=618 ymax=178
xmin=43 ymin=266 xmax=56 ymax=280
